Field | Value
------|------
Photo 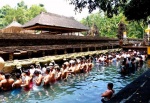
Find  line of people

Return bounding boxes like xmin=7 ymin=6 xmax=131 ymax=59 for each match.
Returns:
xmin=0 ymin=57 xmax=94 ymax=92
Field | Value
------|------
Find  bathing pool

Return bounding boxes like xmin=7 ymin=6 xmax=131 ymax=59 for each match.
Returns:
xmin=0 ymin=63 xmax=148 ymax=103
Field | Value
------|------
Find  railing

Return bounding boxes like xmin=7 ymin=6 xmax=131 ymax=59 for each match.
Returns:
xmin=0 ymin=33 xmax=118 ymax=41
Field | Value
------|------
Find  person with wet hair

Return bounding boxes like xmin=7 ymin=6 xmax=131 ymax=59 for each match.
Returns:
xmin=61 ymin=63 xmax=69 ymax=81
xmin=0 ymin=73 xmax=14 ymax=91
xmin=101 ymin=83 xmax=115 ymax=102
xmin=21 ymin=70 xmax=33 ymax=91
xmin=30 ymin=65 xmax=36 ymax=77
xmin=55 ymin=67 xmax=62 ymax=81
xmin=43 ymin=67 xmax=51 ymax=86
xmin=74 ymin=59 xmax=81 ymax=74
xmin=12 ymin=73 xmax=22 ymax=89
xmin=33 ymin=70 xmax=43 ymax=86
xmin=49 ymin=66 xmax=56 ymax=83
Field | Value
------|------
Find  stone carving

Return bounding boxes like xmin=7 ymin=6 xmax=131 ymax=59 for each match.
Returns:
xmin=87 ymin=23 xmax=100 ymax=37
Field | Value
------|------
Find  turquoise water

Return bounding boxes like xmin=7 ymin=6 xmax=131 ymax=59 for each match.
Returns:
xmin=0 ymin=64 xmax=148 ymax=103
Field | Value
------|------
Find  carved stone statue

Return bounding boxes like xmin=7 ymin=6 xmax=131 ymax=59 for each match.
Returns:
xmin=87 ymin=23 xmax=100 ymax=37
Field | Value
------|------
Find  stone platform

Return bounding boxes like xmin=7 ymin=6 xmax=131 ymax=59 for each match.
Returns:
xmin=107 ymin=69 xmax=150 ymax=103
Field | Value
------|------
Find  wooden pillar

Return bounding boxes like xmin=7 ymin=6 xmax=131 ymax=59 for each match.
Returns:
xmin=87 ymin=48 xmax=90 ymax=51
xmin=42 ymin=50 xmax=45 ymax=56
xmin=80 ymin=47 xmax=83 ymax=52
xmin=9 ymin=52 xmax=13 ymax=61
xmin=73 ymin=48 xmax=75 ymax=53
xmin=28 ymin=51 xmax=32 ymax=58
xmin=54 ymin=50 xmax=57 ymax=55
xmin=95 ymin=47 xmax=97 ymax=51
xmin=64 ymin=49 xmax=67 ymax=54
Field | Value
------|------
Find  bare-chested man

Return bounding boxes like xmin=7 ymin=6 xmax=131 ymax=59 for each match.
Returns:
xmin=101 ymin=83 xmax=115 ymax=102
xmin=74 ymin=59 xmax=81 ymax=74
xmin=34 ymin=70 xmax=43 ymax=86
xmin=0 ymin=73 xmax=14 ymax=91
xmin=61 ymin=64 xmax=69 ymax=81
xmin=43 ymin=68 xmax=51 ymax=86
xmin=49 ymin=66 xmax=56 ymax=83
xmin=87 ymin=59 xmax=94 ymax=72
xmin=55 ymin=67 xmax=62 ymax=81
xmin=12 ymin=73 xmax=22 ymax=89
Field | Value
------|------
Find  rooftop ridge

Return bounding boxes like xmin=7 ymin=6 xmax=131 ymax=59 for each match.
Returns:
xmin=42 ymin=12 xmax=75 ymax=20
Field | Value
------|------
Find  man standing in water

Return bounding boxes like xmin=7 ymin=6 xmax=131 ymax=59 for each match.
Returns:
xmin=55 ymin=67 xmax=62 ymax=81
xmin=12 ymin=73 xmax=22 ymax=89
xmin=0 ymin=73 xmax=14 ymax=91
xmin=49 ymin=66 xmax=56 ymax=83
xmin=21 ymin=70 xmax=32 ymax=91
xmin=101 ymin=83 xmax=115 ymax=102
xmin=34 ymin=70 xmax=43 ymax=86
xmin=43 ymin=67 xmax=51 ymax=86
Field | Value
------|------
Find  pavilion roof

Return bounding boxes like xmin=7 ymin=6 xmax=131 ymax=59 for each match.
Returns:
xmin=1 ymin=21 xmax=23 ymax=33
xmin=23 ymin=12 xmax=89 ymax=34
xmin=5 ymin=21 xmax=22 ymax=28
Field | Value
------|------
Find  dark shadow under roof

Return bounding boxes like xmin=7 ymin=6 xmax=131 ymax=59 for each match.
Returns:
xmin=22 ymin=12 xmax=89 ymax=33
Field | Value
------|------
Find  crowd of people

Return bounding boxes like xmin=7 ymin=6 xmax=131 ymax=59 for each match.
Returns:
xmin=95 ymin=50 xmax=146 ymax=75
xmin=0 ymin=49 xmax=147 ymax=102
xmin=0 ymin=57 xmax=94 ymax=92
xmin=95 ymin=49 xmax=147 ymax=102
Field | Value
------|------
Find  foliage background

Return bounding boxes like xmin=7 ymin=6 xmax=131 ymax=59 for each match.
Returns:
xmin=0 ymin=1 xmax=148 ymax=39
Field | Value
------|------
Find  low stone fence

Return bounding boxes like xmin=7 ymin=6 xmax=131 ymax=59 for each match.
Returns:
xmin=2 ymin=48 xmax=121 ymax=73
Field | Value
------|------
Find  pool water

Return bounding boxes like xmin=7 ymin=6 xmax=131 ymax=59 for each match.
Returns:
xmin=0 ymin=64 xmax=148 ymax=103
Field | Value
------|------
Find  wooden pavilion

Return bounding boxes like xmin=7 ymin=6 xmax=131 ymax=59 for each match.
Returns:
xmin=1 ymin=20 xmax=23 ymax=33
xmin=23 ymin=12 xmax=89 ymax=34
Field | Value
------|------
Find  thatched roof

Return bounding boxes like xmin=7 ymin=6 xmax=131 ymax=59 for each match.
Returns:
xmin=1 ymin=21 xmax=23 ymax=33
xmin=23 ymin=12 xmax=89 ymax=33
xmin=6 ymin=21 xmax=22 ymax=28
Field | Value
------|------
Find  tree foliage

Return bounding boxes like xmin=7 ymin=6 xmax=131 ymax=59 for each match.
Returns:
xmin=68 ymin=0 xmax=127 ymax=18
xmin=80 ymin=12 xmax=146 ymax=38
xmin=124 ymin=0 xmax=150 ymax=21
xmin=68 ymin=0 xmax=150 ymax=21
xmin=0 ymin=1 xmax=46 ymax=29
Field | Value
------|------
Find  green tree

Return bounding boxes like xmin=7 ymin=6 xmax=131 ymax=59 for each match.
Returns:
xmin=67 ymin=0 xmax=150 ymax=21
xmin=0 ymin=5 xmax=12 ymax=28
xmin=27 ymin=4 xmax=46 ymax=21
xmin=0 ymin=1 xmax=46 ymax=28
xmin=80 ymin=12 xmax=147 ymax=38
xmin=124 ymin=0 xmax=150 ymax=21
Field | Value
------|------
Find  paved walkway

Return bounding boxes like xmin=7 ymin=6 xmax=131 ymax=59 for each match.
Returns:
xmin=107 ymin=69 xmax=150 ymax=103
